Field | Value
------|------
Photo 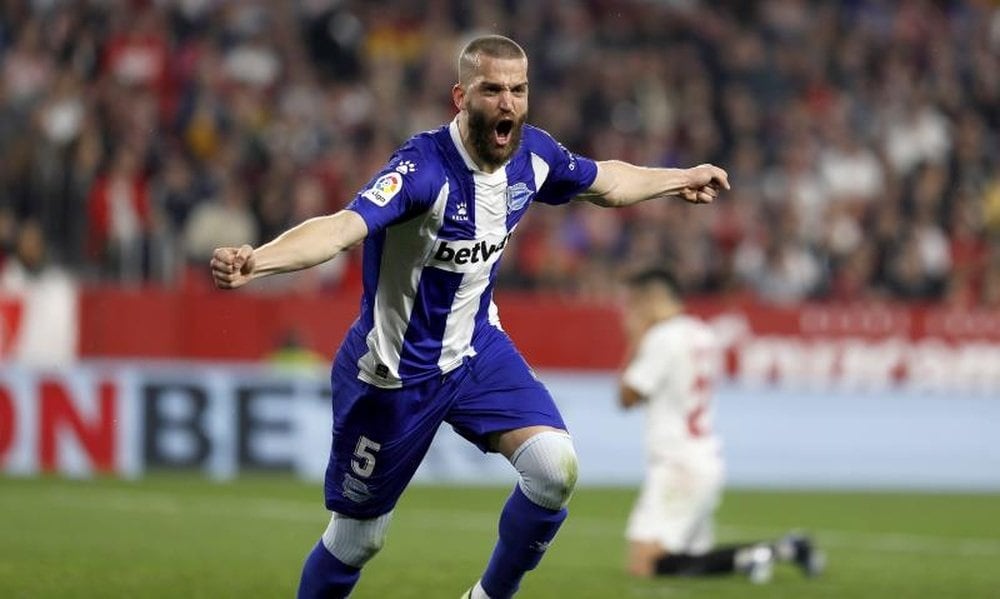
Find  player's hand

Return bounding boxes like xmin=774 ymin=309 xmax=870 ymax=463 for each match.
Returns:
xmin=211 ymin=244 xmax=256 ymax=289
xmin=680 ymin=164 xmax=730 ymax=204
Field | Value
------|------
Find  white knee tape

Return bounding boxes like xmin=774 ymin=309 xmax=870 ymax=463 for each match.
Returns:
xmin=321 ymin=511 xmax=393 ymax=568
xmin=510 ymin=431 xmax=579 ymax=510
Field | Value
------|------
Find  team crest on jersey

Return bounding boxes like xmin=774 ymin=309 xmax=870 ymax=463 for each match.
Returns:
xmin=362 ymin=172 xmax=403 ymax=207
xmin=506 ymin=182 xmax=533 ymax=213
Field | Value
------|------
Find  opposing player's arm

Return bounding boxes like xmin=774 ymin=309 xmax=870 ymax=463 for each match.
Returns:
xmin=211 ymin=210 xmax=368 ymax=289
xmin=578 ymin=161 xmax=730 ymax=207
xmin=618 ymin=308 xmax=650 ymax=409
xmin=618 ymin=325 xmax=673 ymax=410
xmin=619 ymin=382 xmax=645 ymax=409
xmin=618 ymin=341 xmax=654 ymax=409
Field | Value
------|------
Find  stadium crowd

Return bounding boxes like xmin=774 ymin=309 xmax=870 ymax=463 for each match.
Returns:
xmin=1 ymin=0 xmax=999 ymax=305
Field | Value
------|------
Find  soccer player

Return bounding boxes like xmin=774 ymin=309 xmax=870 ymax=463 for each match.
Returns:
xmin=211 ymin=35 xmax=729 ymax=599
xmin=618 ymin=267 xmax=824 ymax=584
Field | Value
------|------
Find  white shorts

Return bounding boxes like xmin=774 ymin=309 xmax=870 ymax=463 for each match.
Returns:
xmin=625 ymin=457 xmax=724 ymax=554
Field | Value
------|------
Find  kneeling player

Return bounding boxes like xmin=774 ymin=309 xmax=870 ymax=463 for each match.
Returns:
xmin=618 ymin=268 xmax=824 ymax=583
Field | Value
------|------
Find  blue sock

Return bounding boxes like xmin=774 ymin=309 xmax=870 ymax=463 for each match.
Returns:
xmin=480 ymin=485 xmax=567 ymax=599
xmin=297 ymin=540 xmax=361 ymax=599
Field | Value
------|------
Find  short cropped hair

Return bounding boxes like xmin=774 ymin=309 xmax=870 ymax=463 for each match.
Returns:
xmin=458 ymin=35 xmax=526 ymax=83
xmin=625 ymin=266 xmax=683 ymax=299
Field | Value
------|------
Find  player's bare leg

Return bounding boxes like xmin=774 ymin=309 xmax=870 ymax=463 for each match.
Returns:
xmin=464 ymin=425 xmax=577 ymax=599
xmin=626 ymin=541 xmax=663 ymax=577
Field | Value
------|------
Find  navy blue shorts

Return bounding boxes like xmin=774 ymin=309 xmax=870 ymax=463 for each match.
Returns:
xmin=323 ymin=327 xmax=566 ymax=518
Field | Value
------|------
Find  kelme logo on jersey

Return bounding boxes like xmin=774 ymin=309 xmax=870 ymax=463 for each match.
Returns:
xmin=431 ymin=233 xmax=513 ymax=269
xmin=362 ymin=172 xmax=403 ymax=207
xmin=394 ymin=160 xmax=417 ymax=174
xmin=506 ymin=182 xmax=533 ymax=213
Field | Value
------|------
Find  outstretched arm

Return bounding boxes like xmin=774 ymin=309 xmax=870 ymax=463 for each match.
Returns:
xmin=579 ymin=161 xmax=730 ymax=208
xmin=211 ymin=209 xmax=368 ymax=289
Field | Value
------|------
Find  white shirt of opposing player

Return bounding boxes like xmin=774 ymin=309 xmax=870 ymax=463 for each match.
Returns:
xmin=622 ymin=314 xmax=722 ymax=465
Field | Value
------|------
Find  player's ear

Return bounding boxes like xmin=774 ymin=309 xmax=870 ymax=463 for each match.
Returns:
xmin=452 ymin=83 xmax=465 ymax=110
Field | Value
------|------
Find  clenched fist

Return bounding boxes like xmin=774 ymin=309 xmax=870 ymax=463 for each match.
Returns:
xmin=679 ymin=164 xmax=730 ymax=204
xmin=211 ymin=244 xmax=256 ymax=289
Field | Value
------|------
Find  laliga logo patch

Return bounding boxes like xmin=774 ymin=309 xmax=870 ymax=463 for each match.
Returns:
xmin=362 ymin=172 xmax=403 ymax=207
xmin=506 ymin=182 xmax=533 ymax=213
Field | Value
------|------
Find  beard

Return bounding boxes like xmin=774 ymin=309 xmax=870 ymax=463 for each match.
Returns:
xmin=467 ymin=105 xmax=525 ymax=169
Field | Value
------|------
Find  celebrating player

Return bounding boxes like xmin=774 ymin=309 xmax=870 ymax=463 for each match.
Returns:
xmin=211 ymin=35 xmax=729 ymax=599
xmin=618 ymin=267 xmax=824 ymax=584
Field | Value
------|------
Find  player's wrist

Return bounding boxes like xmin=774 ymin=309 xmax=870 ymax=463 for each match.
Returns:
xmin=683 ymin=165 xmax=709 ymax=189
xmin=240 ymin=246 xmax=263 ymax=280
xmin=661 ymin=167 xmax=697 ymax=199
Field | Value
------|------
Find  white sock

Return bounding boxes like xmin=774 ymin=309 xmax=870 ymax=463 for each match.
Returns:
xmin=470 ymin=580 xmax=491 ymax=599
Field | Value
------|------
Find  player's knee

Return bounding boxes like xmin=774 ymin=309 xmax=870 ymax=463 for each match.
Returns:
xmin=511 ymin=430 xmax=579 ymax=510
xmin=320 ymin=511 xmax=393 ymax=568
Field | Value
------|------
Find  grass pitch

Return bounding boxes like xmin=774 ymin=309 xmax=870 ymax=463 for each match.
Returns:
xmin=1 ymin=476 xmax=998 ymax=598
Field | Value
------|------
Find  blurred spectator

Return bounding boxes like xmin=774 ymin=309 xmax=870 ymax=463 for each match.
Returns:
xmin=882 ymin=98 xmax=951 ymax=178
xmin=2 ymin=17 xmax=51 ymax=109
xmin=885 ymin=232 xmax=939 ymax=300
xmin=182 ymin=176 xmax=256 ymax=267
xmin=266 ymin=329 xmax=326 ymax=373
xmin=85 ymin=145 xmax=153 ymax=281
xmin=746 ymin=236 xmax=824 ymax=305
xmin=0 ymin=0 xmax=998 ymax=307
xmin=0 ymin=205 xmax=16 ymax=267
xmin=982 ymin=253 xmax=1000 ymax=308
xmin=827 ymin=241 xmax=879 ymax=303
xmin=0 ymin=219 xmax=77 ymax=366
xmin=946 ymin=193 xmax=988 ymax=306
xmin=818 ymin=123 xmax=885 ymax=204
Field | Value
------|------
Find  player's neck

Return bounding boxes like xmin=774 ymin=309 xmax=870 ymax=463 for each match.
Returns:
xmin=651 ymin=304 xmax=682 ymax=324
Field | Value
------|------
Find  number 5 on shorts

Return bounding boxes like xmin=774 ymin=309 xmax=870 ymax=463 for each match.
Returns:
xmin=351 ymin=436 xmax=381 ymax=478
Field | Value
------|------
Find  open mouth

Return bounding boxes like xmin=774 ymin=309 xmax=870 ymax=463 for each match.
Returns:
xmin=494 ymin=119 xmax=514 ymax=146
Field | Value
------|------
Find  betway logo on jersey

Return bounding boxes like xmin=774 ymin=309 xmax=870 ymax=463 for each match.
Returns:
xmin=430 ymin=233 xmax=512 ymax=272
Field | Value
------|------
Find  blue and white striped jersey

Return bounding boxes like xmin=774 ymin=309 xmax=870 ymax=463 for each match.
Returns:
xmin=343 ymin=119 xmax=597 ymax=388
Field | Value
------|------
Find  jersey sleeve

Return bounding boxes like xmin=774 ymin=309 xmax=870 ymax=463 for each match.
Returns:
xmin=530 ymin=129 xmax=598 ymax=206
xmin=346 ymin=141 xmax=438 ymax=234
xmin=621 ymin=327 xmax=673 ymax=398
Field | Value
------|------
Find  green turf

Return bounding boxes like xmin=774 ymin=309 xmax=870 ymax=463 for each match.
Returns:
xmin=1 ymin=476 xmax=998 ymax=598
